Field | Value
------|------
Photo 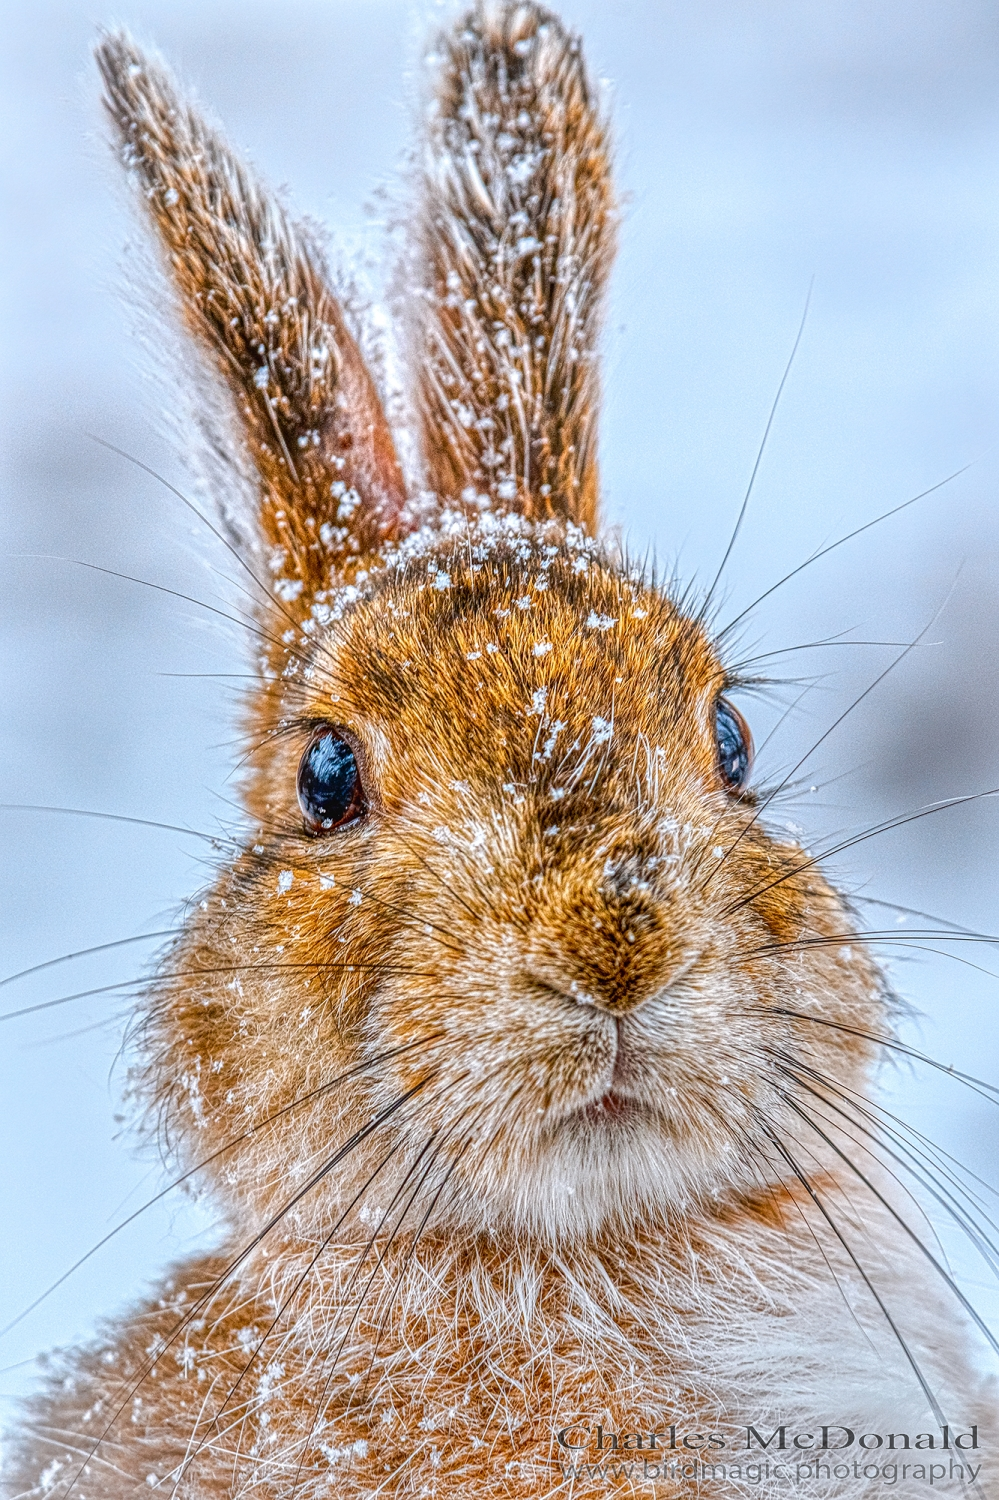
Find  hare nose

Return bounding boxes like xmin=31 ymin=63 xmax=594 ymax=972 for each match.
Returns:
xmin=525 ymin=900 xmax=681 ymax=1020
xmin=525 ymin=864 xmax=690 ymax=1015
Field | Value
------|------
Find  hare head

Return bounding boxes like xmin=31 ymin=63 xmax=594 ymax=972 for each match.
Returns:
xmin=97 ymin=4 xmax=883 ymax=1255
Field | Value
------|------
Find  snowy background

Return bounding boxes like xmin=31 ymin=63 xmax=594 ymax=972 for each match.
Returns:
xmin=3 ymin=0 xmax=999 ymax=1409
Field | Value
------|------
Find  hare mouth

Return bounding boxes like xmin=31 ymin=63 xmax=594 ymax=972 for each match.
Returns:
xmin=575 ymin=1087 xmax=658 ymax=1129
xmin=581 ymin=1089 xmax=637 ymax=1124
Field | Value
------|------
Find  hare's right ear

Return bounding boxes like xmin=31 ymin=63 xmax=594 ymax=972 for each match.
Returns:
xmin=96 ymin=35 xmax=407 ymax=606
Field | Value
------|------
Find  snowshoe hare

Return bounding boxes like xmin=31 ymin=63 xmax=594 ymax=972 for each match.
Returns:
xmin=6 ymin=3 xmax=996 ymax=1497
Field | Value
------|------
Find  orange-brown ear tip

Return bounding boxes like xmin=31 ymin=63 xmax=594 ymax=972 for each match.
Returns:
xmin=95 ymin=31 xmax=173 ymax=147
xmin=440 ymin=2 xmax=590 ymax=100
xmin=419 ymin=1 xmax=612 ymax=530
xmin=94 ymin=30 xmax=143 ymax=99
xmin=454 ymin=1 xmax=572 ymax=48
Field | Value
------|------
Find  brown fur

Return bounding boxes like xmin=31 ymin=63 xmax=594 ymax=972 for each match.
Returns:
xmin=97 ymin=36 xmax=407 ymax=595
xmin=417 ymin=4 xmax=613 ymax=527
xmin=5 ymin=7 xmax=994 ymax=1499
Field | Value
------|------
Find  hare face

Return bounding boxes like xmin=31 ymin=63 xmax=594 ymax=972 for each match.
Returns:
xmin=148 ymin=523 xmax=881 ymax=1244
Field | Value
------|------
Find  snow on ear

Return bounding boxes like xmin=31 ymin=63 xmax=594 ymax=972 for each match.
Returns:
xmin=417 ymin=2 xmax=615 ymax=532
xmin=97 ymin=33 xmax=408 ymax=605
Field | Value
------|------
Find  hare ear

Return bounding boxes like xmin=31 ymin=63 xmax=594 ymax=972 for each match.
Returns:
xmin=417 ymin=2 xmax=614 ymax=533
xmin=96 ymin=34 xmax=407 ymax=604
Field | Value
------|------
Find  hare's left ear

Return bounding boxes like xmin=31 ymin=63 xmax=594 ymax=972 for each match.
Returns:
xmin=97 ymin=34 xmax=407 ymax=605
xmin=417 ymin=3 xmax=615 ymax=533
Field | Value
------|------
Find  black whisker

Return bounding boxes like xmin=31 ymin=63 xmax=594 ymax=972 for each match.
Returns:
xmin=0 ymin=960 xmax=451 ymax=1025
xmin=27 ymin=554 xmax=304 ymax=665
xmin=853 ymin=892 xmax=987 ymax=937
xmin=775 ymin=1086 xmax=999 ymax=1361
xmin=86 ymin=434 xmax=306 ymax=636
xmin=718 ymin=463 xmax=971 ymax=641
xmin=289 ymin=1121 xmax=470 ymax=1496
xmin=0 ymin=929 xmax=180 ymax=990
xmin=350 ymin=1119 xmax=488 ymax=1417
xmin=704 ymin=602 xmax=949 ymax=895
xmin=702 ymin=280 xmax=813 ymax=610
xmin=56 ymin=1078 xmax=430 ymax=1500
xmin=727 ymin=785 xmax=999 ymax=918
xmin=780 ymin=1080 xmax=996 ymax=1362
xmin=772 ymin=1052 xmax=999 ymax=1280
xmin=1 ymin=978 xmax=148 ymax=1024
xmin=166 ymin=1122 xmax=424 ymax=1492
xmin=0 ymin=803 xmax=233 ymax=849
xmin=738 ymin=926 xmax=999 ymax=960
xmin=0 ymin=1035 xmax=443 ymax=1342
xmin=730 ymin=637 xmax=925 ymax=671
xmin=733 ymin=1119 xmax=880 ymax=1352
xmin=755 ymin=1113 xmax=948 ymax=1424
xmin=755 ymin=1006 xmax=999 ymax=1103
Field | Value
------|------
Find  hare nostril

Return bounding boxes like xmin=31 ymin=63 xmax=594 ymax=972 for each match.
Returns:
xmin=525 ymin=968 xmax=657 ymax=1017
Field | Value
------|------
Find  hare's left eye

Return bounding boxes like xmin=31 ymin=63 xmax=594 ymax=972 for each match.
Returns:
xmin=715 ymin=698 xmax=752 ymax=790
xmin=298 ymin=730 xmax=365 ymax=832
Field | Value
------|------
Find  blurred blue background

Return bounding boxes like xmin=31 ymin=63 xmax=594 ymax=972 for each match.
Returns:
xmin=3 ymin=0 xmax=999 ymax=1408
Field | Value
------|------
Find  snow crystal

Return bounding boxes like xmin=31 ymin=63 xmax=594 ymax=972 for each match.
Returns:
xmin=585 ymin=611 xmax=617 ymax=631
xmin=277 ymin=870 xmax=294 ymax=894
xmin=36 ymin=1460 xmax=69 ymax=1497
xmin=533 ymin=640 xmax=552 ymax=657
xmin=507 ymin=153 xmax=536 ymax=185
xmin=320 ymin=1438 xmax=369 ymax=1465
xmin=538 ymin=720 xmax=566 ymax=760
xmin=591 ymin=716 xmax=613 ymax=746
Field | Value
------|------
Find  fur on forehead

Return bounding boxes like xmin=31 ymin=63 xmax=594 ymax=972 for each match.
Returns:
xmin=273 ymin=512 xmax=724 ymax=773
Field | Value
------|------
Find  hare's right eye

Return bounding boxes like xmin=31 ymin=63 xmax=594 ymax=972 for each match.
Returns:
xmin=297 ymin=731 xmax=365 ymax=833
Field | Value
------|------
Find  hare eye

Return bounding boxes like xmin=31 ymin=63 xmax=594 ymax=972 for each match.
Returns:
xmin=715 ymin=698 xmax=752 ymax=791
xmin=297 ymin=731 xmax=365 ymax=832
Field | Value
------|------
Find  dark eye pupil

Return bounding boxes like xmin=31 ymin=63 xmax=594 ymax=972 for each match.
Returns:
xmin=716 ymin=699 xmax=750 ymax=789
xmin=298 ymin=732 xmax=362 ymax=831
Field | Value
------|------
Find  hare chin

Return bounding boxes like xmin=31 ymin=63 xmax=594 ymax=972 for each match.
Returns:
xmin=447 ymin=1104 xmax=716 ymax=1242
